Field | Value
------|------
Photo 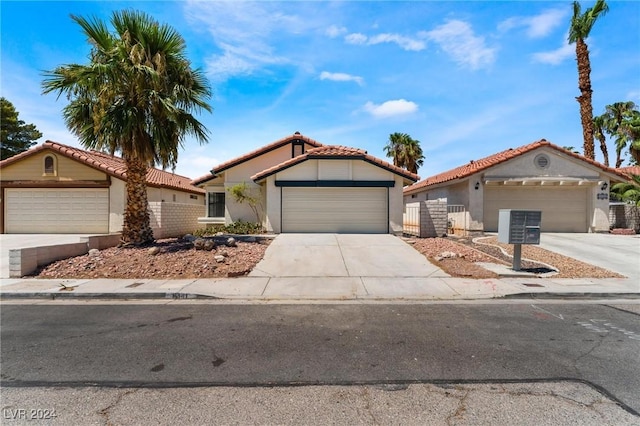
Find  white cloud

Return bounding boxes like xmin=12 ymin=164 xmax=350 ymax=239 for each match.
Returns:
xmin=363 ymin=99 xmax=418 ymax=118
xmin=499 ymin=8 xmax=568 ymax=38
xmin=326 ymin=25 xmax=347 ymax=38
xmin=345 ymin=32 xmax=425 ymax=51
xmin=184 ymin=1 xmax=302 ymax=81
xmin=319 ymin=71 xmax=364 ymax=86
xmin=345 ymin=32 xmax=368 ymax=45
xmin=422 ymin=20 xmax=496 ymax=70
xmin=532 ymin=43 xmax=574 ymax=65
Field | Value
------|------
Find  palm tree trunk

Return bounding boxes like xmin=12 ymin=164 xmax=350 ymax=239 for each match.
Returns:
xmin=597 ymin=134 xmax=609 ymax=167
xmin=122 ymin=157 xmax=154 ymax=245
xmin=575 ymin=38 xmax=595 ymax=160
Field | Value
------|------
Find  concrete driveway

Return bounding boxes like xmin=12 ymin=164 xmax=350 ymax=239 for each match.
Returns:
xmin=249 ymin=234 xmax=448 ymax=278
xmin=0 ymin=234 xmax=98 ymax=278
xmin=539 ymin=233 xmax=640 ymax=281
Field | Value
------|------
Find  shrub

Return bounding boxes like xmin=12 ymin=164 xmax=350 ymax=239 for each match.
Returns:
xmin=192 ymin=220 xmax=264 ymax=236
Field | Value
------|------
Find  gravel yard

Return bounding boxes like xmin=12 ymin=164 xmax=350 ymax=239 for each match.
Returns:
xmin=31 ymin=234 xmax=624 ymax=279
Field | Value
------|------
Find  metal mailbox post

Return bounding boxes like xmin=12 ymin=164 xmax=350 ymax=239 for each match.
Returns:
xmin=497 ymin=209 xmax=542 ymax=271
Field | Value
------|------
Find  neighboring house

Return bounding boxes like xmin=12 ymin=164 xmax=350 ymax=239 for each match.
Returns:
xmin=618 ymin=165 xmax=640 ymax=178
xmin=192 ymin=132 xmax=419 ymax=234
xmin=403 ymin=139 xmax=630 ymax=233
xmin=0 ymin=141 xmax=205 ymax=237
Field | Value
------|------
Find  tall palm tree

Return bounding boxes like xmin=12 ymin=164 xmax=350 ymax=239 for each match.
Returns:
xmin=384 ymin=132 xmax=425 ymax=174
xmin=42 ymin=10 xmax=212 ymax=245
xmin=402 ymin=137 xmax=425 ymax=174
xmin=384 ymin=132 xmax=407 ymax=168
xmin=602 ymin=102 xmax=638 ymax=167
xmin=568 ymin=0 xmax=609 ymax=160
xmin=592 ymin=114 xmax=609 ymax=166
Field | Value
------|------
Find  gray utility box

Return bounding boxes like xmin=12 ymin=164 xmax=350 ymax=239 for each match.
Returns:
xmin=498 ymin=209 xmax=541 ymax=245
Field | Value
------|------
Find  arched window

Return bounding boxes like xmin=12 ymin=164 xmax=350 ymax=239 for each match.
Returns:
xmin=43 ymin=155 xmax=56 ymax=175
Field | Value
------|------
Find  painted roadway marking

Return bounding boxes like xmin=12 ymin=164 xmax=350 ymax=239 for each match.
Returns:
xmin=577 ymin=319 xmax=640 ymax=341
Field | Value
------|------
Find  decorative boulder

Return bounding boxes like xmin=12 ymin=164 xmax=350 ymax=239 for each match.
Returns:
xmin=203 ymin=239 xmax=216 ymax=251
xmin=148 ymin=246 xmax=161 ymax=256
xmin=214 ymin=255 xmax=226 ymax=263
xmin=194 ymin=238 xmax=206 ymax=250
xmin=88 ymin=248 xmax=101 ymax=257
xmin=226 ymin=237 xmax=237 ymax=247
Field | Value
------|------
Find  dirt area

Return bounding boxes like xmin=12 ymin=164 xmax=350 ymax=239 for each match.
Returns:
xmin=34 ymin=237 xmax=271 ymax=279
xmin=411 ymin=235 xmax=624 ymax=279
xmin=32 ymin=234 xmax=623 ymax=280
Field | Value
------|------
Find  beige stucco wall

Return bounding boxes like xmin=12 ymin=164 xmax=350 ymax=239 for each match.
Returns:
xmin=147 ymin=186 xmax=203 ymax=205
xmin=109 ymin=178 xmax=126 ymax=233
xmin=485 ymin=148 xmax=600 ymax=179
xmin=1 ymin=151 xmax=107 ymax=181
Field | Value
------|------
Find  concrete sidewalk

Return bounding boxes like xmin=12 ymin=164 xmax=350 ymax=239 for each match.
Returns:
xmin=1 ymin=275 xmax=638 ymax=300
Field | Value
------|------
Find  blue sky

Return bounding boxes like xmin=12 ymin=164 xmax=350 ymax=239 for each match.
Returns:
xmin=2 ymin=1 xmax=639 ymax=180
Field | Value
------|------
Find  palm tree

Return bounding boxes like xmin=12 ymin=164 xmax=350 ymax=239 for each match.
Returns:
xmin=601 ymin=101 xmax=638 ymax=167
xmin=611 ymin=174 xmax=640 ymax=206
xmin=568 ymin=0 xmax=609 ymax=160
xmin=384 ymin=132 xmax=425 ymax=174
xmin=384 ymin=132 xmax=407 ymax=168
xmin=401 ymin=137 xmax=424 ymax=174
xmin=592 ymin=114 xmax=609 ymax=166
xmin=42 ymin=10 xmax=212 ymax=245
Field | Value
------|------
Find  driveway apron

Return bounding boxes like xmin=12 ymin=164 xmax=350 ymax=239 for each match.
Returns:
xmin=249 ymin=234 xmax=448 ymax=278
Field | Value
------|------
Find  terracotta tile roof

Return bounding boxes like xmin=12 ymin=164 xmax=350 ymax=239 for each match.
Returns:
xmin=251 ymin=145 xmax=420 ymax=183
xmin=192 ymin=132 xmax=324 ymax=185
xmin=618 ymin=166 xmax=640 ymax=178
xmin=0 ymin=141 xmax=204 ymax=195
xmin=404 ymin=139 xmax=631 ymax=195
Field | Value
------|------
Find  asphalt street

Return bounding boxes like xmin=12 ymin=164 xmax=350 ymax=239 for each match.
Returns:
xmin=2 ymin=302 xmax=639 ymax=418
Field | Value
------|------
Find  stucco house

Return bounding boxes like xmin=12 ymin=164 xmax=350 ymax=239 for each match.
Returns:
xmin=403 ymin=139 xmax=630 ymax=233
xmin=192 ymin=132 xmax=419 ymax=234
xmin=0 ymin=141 xmax=205 ymax=237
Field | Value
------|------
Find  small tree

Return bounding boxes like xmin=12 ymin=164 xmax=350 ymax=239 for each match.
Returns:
xmin=227 ymin=182 xmax=264 ymax=224
xmin=1 ymin=98 xmax=42 ymax=160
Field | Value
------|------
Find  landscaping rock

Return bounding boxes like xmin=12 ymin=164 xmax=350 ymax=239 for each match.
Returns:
xmin=194 ymin=238 xmax=206 ymax=250
xmin=88 ymin=249 xmax=101 ymax=257
xmin=148 ymin=247 xmax=161 ymax=256
xmin=218 ymin=250 xmax=229 ymax=257
xmin=183 ymin=234 xmax=196 ymax=242
xmin=226 ymin=237 xmax=237 ymax=247
xmin=214 ymin=255 xmax=226 ymax=263
xmin=203 ymin=239 xmax=216 ymax=251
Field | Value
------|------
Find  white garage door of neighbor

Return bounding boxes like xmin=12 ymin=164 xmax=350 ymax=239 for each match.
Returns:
xmin=484 ymin=186 xmax=588 ymax=232
xmin=5 ymin=188 xmax=109 ymax=233
xmin=282 ymin=187 xmax=388 ymax=233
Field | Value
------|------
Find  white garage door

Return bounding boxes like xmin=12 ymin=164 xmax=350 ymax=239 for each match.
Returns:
xmin=5 ymin=188 xmax=109 ymax=233
xmin=484 ymin=186 xmax=588 ymax=232
xmin=282 ymin=187 xmax=388 ymax=233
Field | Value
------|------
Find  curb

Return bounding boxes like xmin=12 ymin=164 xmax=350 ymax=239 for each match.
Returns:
xmin=1 ymin=292 xmax=639 ymax=301
xmin=0 ymin=292 xmax=218 ymax=300
xmin=502 ymin=292 xmax=640 ymax=300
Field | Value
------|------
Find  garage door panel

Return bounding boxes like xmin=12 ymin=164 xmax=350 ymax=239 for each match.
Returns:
xmin=282 ymin=187 xmax=388 ymax=233
xmin=484 ymin=187 xmax=587 ymax=232
xmin=5 ymin=189 xmax=109 ymax=233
